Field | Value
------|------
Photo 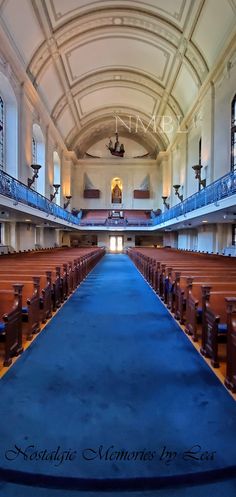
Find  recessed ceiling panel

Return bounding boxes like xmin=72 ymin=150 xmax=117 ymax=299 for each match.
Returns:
xmin=57 ymin=107 xmax=75 ymax=139
xmin=64 ymin=37 xmax=170 ymax=84
xmin=172 ymin=64 xmax=198 ymax=115
xmin=191 ymin=0 xmax=235 ymax=68
xmin=47 ymin=0 xmax=190 ymax=29
xmin=1 ymin=0 xmax=44 ymax=64
xmin=79 ymin=87 xmax=156 ymax=116
xmin=38 ymin=65 xmax=64 ymax=112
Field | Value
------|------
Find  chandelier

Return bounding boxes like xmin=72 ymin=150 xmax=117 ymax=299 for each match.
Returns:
xmin=106 ymin=132 xmax=125 ymax=157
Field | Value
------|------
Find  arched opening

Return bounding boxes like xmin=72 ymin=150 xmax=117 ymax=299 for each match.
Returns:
xmin=0 ymin=71 xmax=18 ymax=178
xmin=111 ymin=177 xmax=122 ymax=204
xmin=53 ymin=151 xmax=61 ymax=205
xmin=231 ymin=94 xmax=236 ymax=171
xmin=32 ymin=123 xmax=45 ymax=196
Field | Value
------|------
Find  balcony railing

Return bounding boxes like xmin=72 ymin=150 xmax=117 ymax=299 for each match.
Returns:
xmin=1 ymin=168 xmax=235 ymax=229
xmin=153 ymin=170 xmax=236 ymax=226
xmin=0 ymin=169 xmax=80 ymax=225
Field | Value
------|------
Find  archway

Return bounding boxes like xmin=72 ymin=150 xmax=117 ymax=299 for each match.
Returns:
xmin=32 ymin=123 xmax=45 ymax=196
xmin=0 ymin=71 xmax=18 ymax=178
xmin=53 ymin=151 xmax=61 ymax=205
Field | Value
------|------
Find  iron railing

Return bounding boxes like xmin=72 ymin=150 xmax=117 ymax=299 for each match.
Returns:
xmin=153 ymin=169 xmax=236 ymax=226
xmin=1 ymin=168 xmax=236 ymax=228
xmin=0 ymin=169 xmax=80 ymax=225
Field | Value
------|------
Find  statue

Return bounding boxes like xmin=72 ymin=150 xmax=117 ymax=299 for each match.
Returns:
xmin=112 ymin=182 xmax=122 ymax=203
xmin=106 ymin=133 xmax=125 ymax=157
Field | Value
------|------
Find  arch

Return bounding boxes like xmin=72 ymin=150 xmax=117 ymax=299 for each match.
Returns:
xmin=32 ymin=123 xmax=45 ymax=195
xmin=53 ymin=151 xmax=61 ymax=205
xmin=0 ymin=95 xmax=4 ymax=169
xmin=231 ymin=94 xmax=236 ymax=171
xmin=111 ymin=177 xmax=122 ymax=204
xmin=0 ymin=71 xmax=18 ymax=177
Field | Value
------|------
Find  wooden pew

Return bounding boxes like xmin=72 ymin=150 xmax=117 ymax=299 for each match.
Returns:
xmin=185 ymin=280 xmax=236 ymax=341
xmin=174 ymin=272 xmax=236 ymax=324
xmin=0 ymin=278 xmax=40 ymax=340
xmin=200 ymin=287 xmax=236 ymax=367
xmin=0 ymin=269 xmax=52 ymax=323
xmin=225 ymin=297 xmax=236 ymax=392
xmin=0 ymin=285 xmax=23 ymax=366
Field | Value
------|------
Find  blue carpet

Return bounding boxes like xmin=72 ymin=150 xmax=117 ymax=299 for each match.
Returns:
xmin=0 ymin=253 xmax=236 ymax=496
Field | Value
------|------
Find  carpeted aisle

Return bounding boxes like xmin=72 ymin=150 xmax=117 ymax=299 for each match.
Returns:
xmin=0 ymin=253 xmax=236 ymax=497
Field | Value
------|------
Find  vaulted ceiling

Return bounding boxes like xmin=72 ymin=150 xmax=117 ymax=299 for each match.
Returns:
xmin=1 ymin=0 xmax=236 ymax=158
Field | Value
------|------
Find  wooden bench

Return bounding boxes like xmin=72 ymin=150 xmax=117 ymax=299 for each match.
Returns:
xmin=224 ymin=297 xmax=236 ymax=392
xmin=0 ymin=269 xmax=52 ymax=323
xmin=0 ymin=278 xmax=40 ymax=340
xmin=185 ymin=280 xmax=236 ymax=341
xmin=200 ymin=287 xmax=236 ymax=367
xmin=0 ymin=285 xmax=23 ymax=366
xmin=172 ymin=269 xmax=236 ymax=324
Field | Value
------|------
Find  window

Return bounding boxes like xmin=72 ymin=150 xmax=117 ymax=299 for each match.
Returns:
xmin=32 ymin=124 xmax=45 ymax=195
xmin=32 ymin=136 xmax=37 ymax=165
xmin=199 ymin=137 xmax=202 ymax=166
xmin=231 ymin=95 xmax=236 ymax=171
xmin=0 ymin=95 xmax=4 ymax=169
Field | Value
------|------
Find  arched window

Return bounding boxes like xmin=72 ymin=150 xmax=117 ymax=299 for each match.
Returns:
xmin=0 ymin=95 xmax=4 ymax=169
xmin=32 ymin=124 xmax=45 ymax=195
xmin=0 ymin=72 xmax=18 ymax=177
xmin=53 ymin=151 xmax=61 ymax=205
xmin=32 ymin=136 xmax=37 ymax=165
xmin=199 ymin=137 xmax=202 ymax=166
xmin=231 ymin=95 xmax=236 ymax=171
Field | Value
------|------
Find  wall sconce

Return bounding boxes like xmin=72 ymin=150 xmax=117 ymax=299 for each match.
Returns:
xmin=162 ymin=196 xmax=170 ymax=210
xmin=192 ymin=164 xmax=206 ymax=191
xmin=64 ymin=195 xmax=72 ymax=209
xmin=28 ymin=164 xmax=41 ymax=188
xmin=173 ymin=184 xmax=183 ymax=202
xmin=50 ymin=183 xmax=61 ymax=202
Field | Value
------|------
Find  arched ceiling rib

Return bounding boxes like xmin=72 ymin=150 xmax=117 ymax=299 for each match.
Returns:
xmin=1 ymin=0 xmax=236 ymax=157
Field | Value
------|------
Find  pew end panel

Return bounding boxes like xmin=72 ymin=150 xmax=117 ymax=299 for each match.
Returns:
xmin=0 ymin=284 xmax=23 ymax=366
xmin=225 ymin=297 xmax=236 ymax=392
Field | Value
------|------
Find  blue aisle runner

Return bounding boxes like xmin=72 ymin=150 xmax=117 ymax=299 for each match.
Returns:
xmin=0 ymin=254 xmax=236 ymax=496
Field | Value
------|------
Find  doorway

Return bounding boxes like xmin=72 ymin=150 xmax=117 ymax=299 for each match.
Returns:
xmin=109 ymin=236 xmax=123 ymax=252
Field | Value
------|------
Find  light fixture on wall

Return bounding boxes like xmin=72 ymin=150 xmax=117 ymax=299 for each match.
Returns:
xmin=28 ymin=164 xmax=41 ymax=188
xmin=162 ymin=196 xmax=170 ymax=210
xmin=173 ymin=184 xmax=183 ymax=202
xmin=50 ymin=183 xmax=60 ymax=202
xmin=64 ymin=195 xmax=72 ymax=209
xmin=192 ymin=164 xmax=206 ymax=191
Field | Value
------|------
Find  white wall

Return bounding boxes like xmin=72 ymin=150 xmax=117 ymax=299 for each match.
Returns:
xmin=196 ymin=224 xmax=216 ymax=252
xmin=72 ymin=158 xmax=161 ymax=211
xmin=16 ymin=223 xmax=36 ymax=251
xmin=214 ymin=62 xmax=236 ymax=179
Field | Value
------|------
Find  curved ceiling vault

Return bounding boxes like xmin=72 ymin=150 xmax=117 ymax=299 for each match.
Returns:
xmin=1 ymin=0 xmax=236 ymax=158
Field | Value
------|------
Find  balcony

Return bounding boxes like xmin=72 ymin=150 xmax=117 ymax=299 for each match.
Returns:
xmin=0 ymin=169 xmax=80 ymax=226
xmin=153 ymin=170 xmax=236 ymax=227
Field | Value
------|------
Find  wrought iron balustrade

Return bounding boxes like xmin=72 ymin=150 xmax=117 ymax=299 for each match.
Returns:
xmin=153 ymin=170 xmax=236 ymax=226
xmin=0 ymin=169 xmax=80 ymax=225
xmin=1 ymin=168 xmax=236 ymax=229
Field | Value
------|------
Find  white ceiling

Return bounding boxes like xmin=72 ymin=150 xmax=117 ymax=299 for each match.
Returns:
xmin=1 ymin=0 xmax=236 ymax=157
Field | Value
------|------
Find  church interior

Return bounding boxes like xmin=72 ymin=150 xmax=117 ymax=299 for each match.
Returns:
xmin=0 ymin=1 xmax=236 ymax=496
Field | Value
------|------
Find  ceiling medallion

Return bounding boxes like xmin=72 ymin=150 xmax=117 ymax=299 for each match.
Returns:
xmin=113 ymin=17 xmax=123 ymax=25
